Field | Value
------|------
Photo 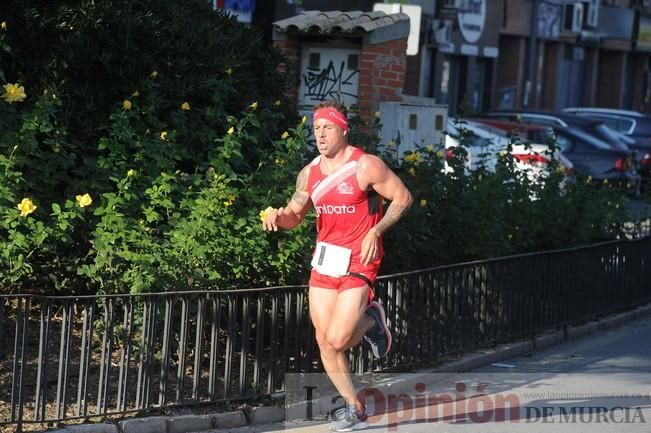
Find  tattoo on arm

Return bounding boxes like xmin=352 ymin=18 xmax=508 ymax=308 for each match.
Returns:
xmin=292 ymin=191 xmax=309 ymax=206
xmin=374 ymin=202 xmax=410 ymax=236
xmin=291 ymin=166 xmax=310 ymax=207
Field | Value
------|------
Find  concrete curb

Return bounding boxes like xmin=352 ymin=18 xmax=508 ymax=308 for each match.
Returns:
xmin=42 ymin=302 xmax=651 ymax=433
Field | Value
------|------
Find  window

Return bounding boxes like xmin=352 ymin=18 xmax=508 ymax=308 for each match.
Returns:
xmin=309 ymin=52 xmax=320 ymax=69
xmin=409 ymin=114 xmax=418 ymax=130
xmin=521 ymin=115 xmax=562 ymax=127
xmin=347 ymin=54 xmax=359 ymax=71
xmin=553 ymin=133 xmax=573 ymax=152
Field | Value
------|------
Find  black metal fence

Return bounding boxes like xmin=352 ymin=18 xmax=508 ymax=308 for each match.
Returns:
xmin=2 ymin=236 xmax=651 ymax=430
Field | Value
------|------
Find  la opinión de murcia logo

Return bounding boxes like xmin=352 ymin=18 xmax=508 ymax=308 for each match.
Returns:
xmin=300 ymin=381 xmax=647 ymax=430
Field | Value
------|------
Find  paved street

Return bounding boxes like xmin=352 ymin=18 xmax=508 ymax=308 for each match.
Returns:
xmin=218 ymin=314 xmax=651 ymax=433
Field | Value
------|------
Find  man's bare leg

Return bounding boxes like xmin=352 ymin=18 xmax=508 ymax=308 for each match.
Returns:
xmin=309 ymin=286 xmax=374 ymax=411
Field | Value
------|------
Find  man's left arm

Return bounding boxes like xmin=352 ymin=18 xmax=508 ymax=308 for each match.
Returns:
xmin=358 ymin=155 xmax=413 ymax=265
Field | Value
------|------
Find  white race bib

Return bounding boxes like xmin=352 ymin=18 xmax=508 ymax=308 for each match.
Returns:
xmin=311 ymin=241 xmax=352 ymax=277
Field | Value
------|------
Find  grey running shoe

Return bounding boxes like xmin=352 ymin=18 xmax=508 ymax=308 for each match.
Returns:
xmin=329 ymin=405 xmax=369 ymax=432
xmin=363 ymin=300 xmax=392 ymax=358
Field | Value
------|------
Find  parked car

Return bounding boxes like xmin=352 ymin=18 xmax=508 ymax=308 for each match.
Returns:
xmin=469 ymin=117 xmax=555 ymax=145
xmin=550 ymin=125 xmax=640 ymax=194
xmin=443 ymin=119 xmax=572 ymax=185
xmin=480 ymin=109 xmax=634 ymax=153
xmin=469 ymin=118 xmax=574 ymax=175
xmin=462 ymin=117 xmax=639 ymax=194
xmin=562 ymin=107 xmax=651 ymax=176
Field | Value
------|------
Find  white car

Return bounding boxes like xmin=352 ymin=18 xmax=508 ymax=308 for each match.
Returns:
xmin=443 ymin=119 xmax=573 ymax=184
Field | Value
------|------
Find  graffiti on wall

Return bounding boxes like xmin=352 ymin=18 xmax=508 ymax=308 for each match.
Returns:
xmin=302 ymin=60 xmax=359 ymax=103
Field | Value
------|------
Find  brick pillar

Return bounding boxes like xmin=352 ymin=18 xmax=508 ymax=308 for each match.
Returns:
xmin=358 ymin=38 xmax=408 ymax=123
xmin=596 ymin=50 xmax=626 ymax=107
xmin=273 ymin=38 xmax=301 ymax=113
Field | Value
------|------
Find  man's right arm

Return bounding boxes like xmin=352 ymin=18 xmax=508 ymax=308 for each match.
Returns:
xmin=262 ymin=165 xmax=312 ymax=232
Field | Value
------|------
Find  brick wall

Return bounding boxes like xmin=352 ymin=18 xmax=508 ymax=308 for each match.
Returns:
xmin=541 ymin=42 xmax=563 ymax=109
xmin=496 ymin=35 xmax=525 ymax=106
xmin=502 ymin=0 xmax=531 ymax=36
xmin=273 ymin=38 xmax=301 ymax=111
xmin=597 ymin=50 xmax=626 ymax=107
xmin=358 ymin=38 xmax=407 ymax=121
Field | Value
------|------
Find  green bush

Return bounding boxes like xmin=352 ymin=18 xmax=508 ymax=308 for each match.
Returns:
xmin=380 ymin=119 xmax=628 ymax=273
xmin=0 ymin=0 xmax=309 ymax=294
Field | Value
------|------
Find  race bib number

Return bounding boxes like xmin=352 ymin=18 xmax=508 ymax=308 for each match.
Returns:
xmin=311 ymin=241 xmax=352 ymax=277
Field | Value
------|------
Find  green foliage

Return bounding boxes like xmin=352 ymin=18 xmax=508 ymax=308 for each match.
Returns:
xmin=381 ymin=119 xmax=628 ymax=273
xmin=0 ymin=0 xmax=306 ymax=294
xmin=1 ymin=0 xmax=293 ymax=201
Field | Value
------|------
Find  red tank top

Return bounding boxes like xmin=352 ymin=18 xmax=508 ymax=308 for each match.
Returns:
xmin=307 ymin=147 xmax=383 ymax=266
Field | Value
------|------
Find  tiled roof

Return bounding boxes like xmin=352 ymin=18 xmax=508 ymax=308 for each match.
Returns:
xmin=273 ymin=10 xmax=410 ymax=38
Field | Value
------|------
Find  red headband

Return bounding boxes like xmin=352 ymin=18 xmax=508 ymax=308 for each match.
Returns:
xmin=313 ymin=108 xmax=349 ymax=131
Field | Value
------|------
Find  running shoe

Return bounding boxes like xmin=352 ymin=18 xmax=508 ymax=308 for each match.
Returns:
xmin=363 ymin=300 xmax=392 ymax=358
xmin=329 ymin=405 xmax=369 ymax=432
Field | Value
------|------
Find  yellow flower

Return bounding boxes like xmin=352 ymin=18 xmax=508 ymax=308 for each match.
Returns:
xmin=75 ymin=193 xmax=92 ymax=208
xmin=408 ymin=167 xmax=416 ymax=177
xmin=587 ymin=175 xmax=593 ymax=183
xmin=301 ymin=115 xmax=307 ymax=124
xmin=275 ymin=158 xmax=286 ymax=166
xmin=249 ymin=101 xmax=258 ymax=110
xmin=508 ymin=234 xmax=513 ymax=240
xmin=223 ymin=194 xmax=235 ymax=206
xmin=281 ymin=131 xmax=289 ymax=140
xmin=259 ymin=206 xmax=274 ymax=223
xmin=160 ymin=131 xmax=168 ymax=140
xmin=499 ymin=150 xmax=508 ymax=158
xmin=150 ymin=70 xmax=158 ymax=78
xmin=420 ymin=199 xmax=427 ymax=207
xmin=374 ymin=111 xmax=381 ymax=119
xmin=181 ymin=101 xmax=190 ymax=111
xmin=404 ymin=152 xmax=422 ymax=164
xmin=132 ymin=90 xmax=140 ymax=97
xmin=603 ymin=179 xmax=609 ymax=184
xmin=227 ymin=126 xmax=234 ymax=135
xmin=225 ymin=67 xmax=233 ymax=75
xmin=127 ymin=169 xmax=135 ymax=177
xmin=122 ymin=99 xmax=132 ymax=110
xmin=2 ymin=83 xmax=27 ymax=103
xmin=1 ymin=21 xmax=7 ymax=30
xmin=274 ymin=100 xmax=281 ymax=107
xmin=426 ymin=144 xmax=434 ymax=153
xmin=17 ymin=198 xmax=36 ymax=217
xmin=436 ymin=150 xmax=444 ymax=159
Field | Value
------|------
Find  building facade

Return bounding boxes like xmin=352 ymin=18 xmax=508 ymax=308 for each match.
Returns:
xmin=238 ymin=0 xmax=651 ymax=115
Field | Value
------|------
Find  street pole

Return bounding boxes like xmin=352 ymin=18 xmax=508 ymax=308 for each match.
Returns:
xmin=524 ymin=0 xmax=540 ymax=107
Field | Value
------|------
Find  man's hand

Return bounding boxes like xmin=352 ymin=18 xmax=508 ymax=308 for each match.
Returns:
xmin=262 ymin=207 xmax=283 ymax=232
xmin=360 ymin=227 xmax=380 ymax=265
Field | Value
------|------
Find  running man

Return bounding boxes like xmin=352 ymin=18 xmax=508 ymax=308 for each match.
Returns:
xmin=262 ymin=100 xmax=413 ymax=431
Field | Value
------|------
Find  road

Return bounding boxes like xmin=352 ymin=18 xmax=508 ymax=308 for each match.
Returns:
xmin=219 ymin=314 xmax=651 ymax=433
